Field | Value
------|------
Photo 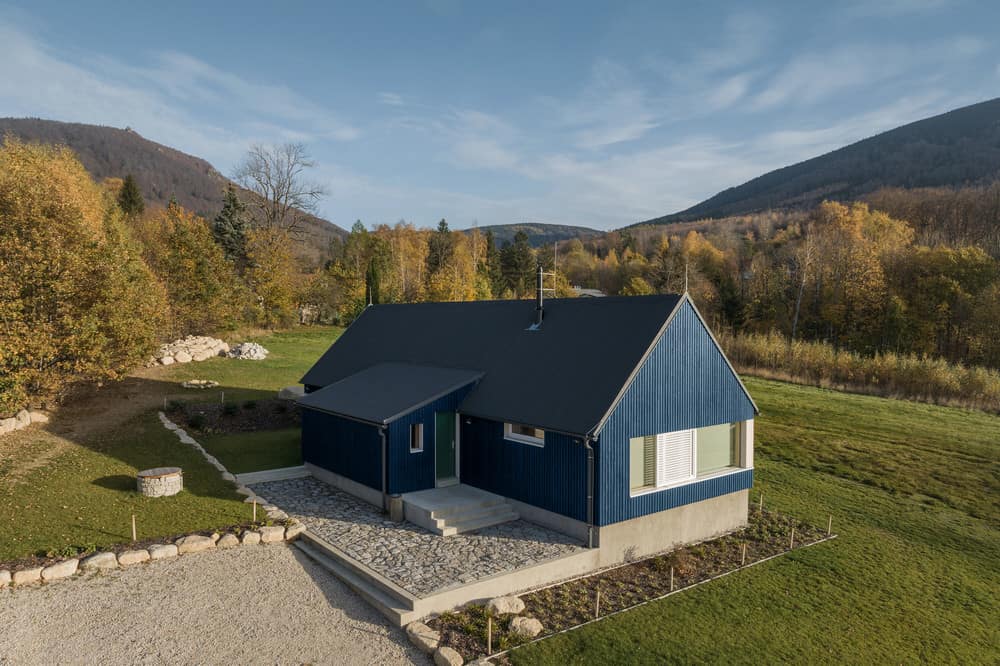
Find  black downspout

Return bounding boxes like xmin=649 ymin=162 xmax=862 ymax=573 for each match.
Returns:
xmin=380 ymin=426 xmax=388 ymax=512
xmin=584 ymin=435 xmax=596 ymax=548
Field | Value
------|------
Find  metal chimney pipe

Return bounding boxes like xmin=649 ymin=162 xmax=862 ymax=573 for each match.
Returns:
xmin=535 ymin=265 xmax=544 ymax=326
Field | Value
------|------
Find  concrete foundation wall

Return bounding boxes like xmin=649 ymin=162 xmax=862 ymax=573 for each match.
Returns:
xmin=305 ymin=463 xmax=384 ymax=508
xmin=596 ymin=489 xmax=748 ymax=566
xmin=504 ymin=497 xmax=591 ymax=543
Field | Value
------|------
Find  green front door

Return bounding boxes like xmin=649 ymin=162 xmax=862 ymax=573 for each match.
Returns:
xmin=435 ymin=411 xmax=456 ymax=483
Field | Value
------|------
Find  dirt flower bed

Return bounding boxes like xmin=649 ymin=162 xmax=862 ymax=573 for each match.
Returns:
xmin=429 ymin=509 xmax=831 ymax=662
xmin=0 ymin=519 xmax=286 ymax=574
xmin=166 ymin=398 xmax=300 ymax=434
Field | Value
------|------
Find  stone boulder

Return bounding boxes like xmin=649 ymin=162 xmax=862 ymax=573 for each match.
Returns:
xmin=15 ymin=409 xmax=31 ymax=428
xmin=148 ymin=544 xmax=178 ymax=560
xmin=80 ymin=552 xmax=118 ymax=571
xmin=160 ymin=356 xmax=175 ymax=366
xmin=0 ymin=417 xmax=17 ymax=435
xmin=284 ymin=523 xmax=306 ymax=540
xmin=510 ymin=616 xmax=543 ymax=638
xmin=174 ymin=351 xmax=192 ymax=363
xmin=41 ymin=559 xmax=78 ymax=581
xmin=485 ymin=595 xmax=525 ymax=615
xmin=176 ymin=534 xmax=216 ymax=554
xmin=29 ymin=411 xmax=50 ymax=424
xmin=217 ymin=533 xmax=240 ymax=548
xmin=228 ymin=342 xmax=269 ymax=360
xmin=434 ymin=646 xmax=464 ymax=666
xmin=12 ymin=567 xmax=42 ymax=586
xmin=405 ymin=621 xmax=441 ymax=654
xmin=117 ymin=550 xmax=150 ymax=566
xmin=241 ymin=530 xmax=261 ymax=546
xmin=259 ymin=526 xmax=285 ymax=543
xmin=0 ymin=570 xmax=10 ymax=586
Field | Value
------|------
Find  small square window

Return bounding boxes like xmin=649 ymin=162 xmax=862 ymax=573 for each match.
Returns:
xmin=504 ymin=422 xmax=545 ymax=446
xmin=409 ymin=423 xmax=423 ymax=452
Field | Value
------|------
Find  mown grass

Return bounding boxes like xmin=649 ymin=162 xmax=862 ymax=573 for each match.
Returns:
xmin=0 ymin=326 xmax=340 ymax=562
xmin=511 ymin=377 xmax=1000 ymax=665
xmin=197 ymin=428 xmax=302 ymax=474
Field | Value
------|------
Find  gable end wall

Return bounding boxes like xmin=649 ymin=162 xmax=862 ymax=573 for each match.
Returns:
xmin=596 ymin=300 xmax=756 ymax=525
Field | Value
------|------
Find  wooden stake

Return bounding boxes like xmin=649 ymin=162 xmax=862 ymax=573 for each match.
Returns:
xmin=670 ymin=566 xmax=675 ymax=592
xmin=253 ymin=499 xmax=257 ymax=522
xmin=759 ymin=491 xmax=764 ymax=514
xmin=595 ymin=586 xmax=601 ymax=619
xmin=487 ymin=615 xmax=493 ymax=654
xmin=827 ymin=515 xmax=833 ymax=536
xmin=131 ymin=514 xmax=137 ymax=542
xmin=741 ymin=542 xmax=747 ymax=566
xmin=221 ymin=391 xmax=225 ymax=405
xmin=789 ymin=527 xmax=795 ymax=550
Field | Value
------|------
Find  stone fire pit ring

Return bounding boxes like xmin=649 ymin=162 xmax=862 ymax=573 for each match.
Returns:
xmin=137 ymin=467 xmax=183 ymax=497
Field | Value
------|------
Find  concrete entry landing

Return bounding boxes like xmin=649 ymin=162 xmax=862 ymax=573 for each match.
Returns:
xmin=402 ymin=485 xmax=519 ymax=536
xmin=248 ymin=476 xmax=595 ymax=625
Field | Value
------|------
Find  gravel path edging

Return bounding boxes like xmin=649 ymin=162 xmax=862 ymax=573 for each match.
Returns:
xmin=157 ymin=411 xmax=286 ymax=519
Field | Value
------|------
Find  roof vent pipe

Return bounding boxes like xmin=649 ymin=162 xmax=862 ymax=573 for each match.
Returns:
xmin=535 ymin=265 xmax=544 ymax=326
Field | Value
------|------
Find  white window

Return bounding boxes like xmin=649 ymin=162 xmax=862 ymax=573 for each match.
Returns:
xmin=630 ymin=422 xmax=743 ymax=494
xmin=409 ymin=423 xmax=423 ymax=452
xmin=504 ymin=422 xmax=545 ymax=447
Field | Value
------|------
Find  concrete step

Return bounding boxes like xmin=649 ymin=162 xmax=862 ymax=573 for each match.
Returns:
xmin=440 ymin=510 xmax=520 ymax=536
xmin=427 ymin=495 xmax=508 ymax=521
xmin=295 ymin=534 xmax=419 ymax=626
xmin=431 ymin=502 xmax=518 ymax=529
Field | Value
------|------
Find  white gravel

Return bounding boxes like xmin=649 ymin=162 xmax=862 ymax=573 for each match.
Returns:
xmin=0 ymin=544 xmax=423 ymax=666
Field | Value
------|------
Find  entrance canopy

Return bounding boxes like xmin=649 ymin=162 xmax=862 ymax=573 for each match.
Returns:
xmin=297 ymin=362 xmax=483 ymax=425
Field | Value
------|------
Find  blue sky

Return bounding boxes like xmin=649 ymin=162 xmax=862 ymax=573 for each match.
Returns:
xmin=1 ymin=1 xmax=998 ymax=230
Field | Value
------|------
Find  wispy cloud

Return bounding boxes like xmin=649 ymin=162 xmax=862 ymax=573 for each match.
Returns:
xmin=378 ymin=92 xmax=405 ymax=106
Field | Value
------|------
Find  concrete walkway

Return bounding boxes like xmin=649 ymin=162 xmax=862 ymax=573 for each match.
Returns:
xmin=251 ymin=476 xmax=584 ymax=597
xmin=0 ymin=545 xmax=421 ymax=666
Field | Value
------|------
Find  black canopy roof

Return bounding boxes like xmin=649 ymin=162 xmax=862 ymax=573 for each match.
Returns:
xmin=301 ymin=295 xmax=684 ymax=436
xmin=297 ymin=362 xmax=483 ymax=425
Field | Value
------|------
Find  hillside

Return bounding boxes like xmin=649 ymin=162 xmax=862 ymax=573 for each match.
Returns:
xmin=641 ymin=97 xmax=1000 ymax=225
xmin=0 ymin=118 xmax=346 ymax=267
xmin=473 ymin=222 xmax=603 ymax=247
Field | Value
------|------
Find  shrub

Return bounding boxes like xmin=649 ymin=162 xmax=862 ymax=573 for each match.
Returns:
xmin=222 ymin=402 xmax=239 ymax=416
xmin=719 ymin=330 xmax=1000 ymax=412
xmin=167 ymin=399 xmax=185 ymax=413
xmin=188 ymin=413 xmax=206 ymax=430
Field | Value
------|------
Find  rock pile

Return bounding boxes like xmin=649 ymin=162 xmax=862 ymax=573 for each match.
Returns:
xmin=0 ymin=409 xmax=50 ymax=437
xmin=154 ymin=336 xmax=229 ymax=365
xmin=181 ymin=379 xmax=219 ymax=389
xmin=228 ymin=342 xmax=269 ymax=360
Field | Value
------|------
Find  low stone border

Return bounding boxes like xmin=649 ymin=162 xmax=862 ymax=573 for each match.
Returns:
xmin=0 ymin=523 xmax=308 ymax=589
xmin=156 ymin=411 xmax=283 ymax=519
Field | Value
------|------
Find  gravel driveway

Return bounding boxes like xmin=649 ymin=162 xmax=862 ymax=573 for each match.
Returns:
xmin=0 ymin=544 xmax=423 ymax=665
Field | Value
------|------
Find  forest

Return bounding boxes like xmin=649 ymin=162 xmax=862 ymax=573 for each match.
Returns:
xmin=4 ymin=138 xmax=1000 ymax=415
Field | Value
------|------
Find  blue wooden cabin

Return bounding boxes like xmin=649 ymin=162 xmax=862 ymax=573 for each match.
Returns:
xmin=298 ymin=283 xmax=758 ymax=560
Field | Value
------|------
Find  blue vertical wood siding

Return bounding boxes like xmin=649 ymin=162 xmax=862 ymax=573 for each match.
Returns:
xmin=596 ymin=300 xmax=757 ymax=525
xmin=460 ymin=416 xmax=587 ymax=521
xmin=386 ymin=384 xmax=476 ymax=494
xmin=301 ymin=409 xmax=382 ymax=490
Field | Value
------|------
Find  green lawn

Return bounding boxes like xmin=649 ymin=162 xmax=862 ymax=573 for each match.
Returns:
xmin=0 ymin=326 xmax=340 ymax=561
xmin=198 ymin=428 xmax=302 ymax=474
xmin=511 ymin=378 xmax=1000 ymax=664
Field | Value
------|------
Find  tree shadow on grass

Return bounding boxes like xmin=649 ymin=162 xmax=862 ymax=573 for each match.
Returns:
xmin=92 ymin=474 xmax=137 ymax=491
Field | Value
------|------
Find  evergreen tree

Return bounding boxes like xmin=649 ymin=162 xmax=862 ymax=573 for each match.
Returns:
xmin=212 ymin=184 xmax=249 ymax=266
xmin=500 ymin=230 xmax=535 ymax=297
xmin=426 ymin=219 xmax=456 ymax=276
xmin=484 ymin=230 xmax=503 ymax=298
xmin=117 ymin=173 xmax=145 ymax=218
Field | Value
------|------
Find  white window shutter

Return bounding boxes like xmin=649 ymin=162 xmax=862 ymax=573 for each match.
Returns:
xmin=656 ymin=429 xmax=695 ymax=486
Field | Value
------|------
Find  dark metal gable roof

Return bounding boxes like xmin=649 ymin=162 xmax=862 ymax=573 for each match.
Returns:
xmin=300 ymin=295 xmax=684 ymax=436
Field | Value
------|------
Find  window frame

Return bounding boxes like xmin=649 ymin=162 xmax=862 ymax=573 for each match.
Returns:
xmin=409 ymin=422 xmax=424 ymax=453
xmin=628 ymin=421 xmax=745 ymax=497
xmin=503 ymin=422 xmax=546 ymax=447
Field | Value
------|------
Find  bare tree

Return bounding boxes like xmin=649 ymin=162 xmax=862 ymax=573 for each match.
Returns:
xmin=232 ymin=143 xmax=327 ymax=233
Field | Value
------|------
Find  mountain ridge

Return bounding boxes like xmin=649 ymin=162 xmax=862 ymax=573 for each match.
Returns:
xmin=638 ymin=97 xmax=1000 ymax=226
